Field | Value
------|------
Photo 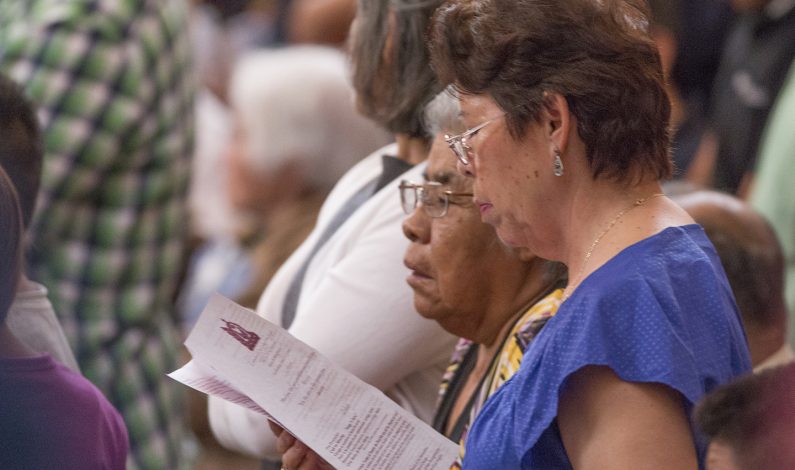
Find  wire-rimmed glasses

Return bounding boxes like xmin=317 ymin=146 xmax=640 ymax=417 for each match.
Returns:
xmin=444 ymin=113 xmax=504 ymax=165
xmin=399 ymin=180 xmax=474 ymax=218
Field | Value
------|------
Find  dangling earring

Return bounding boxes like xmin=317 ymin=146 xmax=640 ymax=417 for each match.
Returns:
xmin=553 ymin=149 xmax=564 ymax=177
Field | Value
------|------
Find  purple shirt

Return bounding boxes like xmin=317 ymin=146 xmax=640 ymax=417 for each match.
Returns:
xmin=0 ymin=354 xmax=128 ymax=469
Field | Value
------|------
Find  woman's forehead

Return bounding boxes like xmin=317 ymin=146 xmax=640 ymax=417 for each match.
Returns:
xmin=427 ymin=138 xmax=461 ymax=180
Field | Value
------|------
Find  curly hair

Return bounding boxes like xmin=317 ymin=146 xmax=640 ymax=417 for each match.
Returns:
xmin=430 ymin=0 xmax=672 ymax=182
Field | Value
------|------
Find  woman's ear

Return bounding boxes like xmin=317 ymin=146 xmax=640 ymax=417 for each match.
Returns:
xmin=541 ymin=92 xmax=573 ymax=155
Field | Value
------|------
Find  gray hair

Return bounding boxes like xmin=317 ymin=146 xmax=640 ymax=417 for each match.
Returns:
xmin=422 ymin=90 xmax=463 ymax=137
xmin=350 ymin=0 xmax=444 ymax=138
xmin=229 ymin=46 xmax=390 ymax=192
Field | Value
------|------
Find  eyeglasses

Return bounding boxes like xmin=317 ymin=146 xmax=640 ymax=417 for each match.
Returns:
xmin=399 ymin=180 xmax=474 ymax=218
xmin=444 ymin=114 xmax=504 ymax=166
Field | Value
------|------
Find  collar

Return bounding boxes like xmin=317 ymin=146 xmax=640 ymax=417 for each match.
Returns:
xmin=374 ymin=154 xmax=414 ymax=193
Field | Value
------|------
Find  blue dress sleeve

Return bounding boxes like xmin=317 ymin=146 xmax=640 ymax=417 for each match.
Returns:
xmin=462 ymin=226 xmax=751 ymax=469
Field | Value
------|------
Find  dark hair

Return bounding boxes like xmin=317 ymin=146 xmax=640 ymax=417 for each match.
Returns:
xmin=0 ymin=73 xmax=43 ymax=228
xmin=695 ymin=363 xmax=795 ymax=468
xmin=702 ymin=213 xmax=786 ymax=330
xmin=671 ymin=189 xmax=787 ymax=331
xmin=350 ymin=0 xmax=445 ymax=138
xmin=430 ymin=0 xmax=672 ymax=182
xmin=0 ymin=165 xmax=24 ymax=323
xmin=647 ymin=0 xmax=680 ymax=35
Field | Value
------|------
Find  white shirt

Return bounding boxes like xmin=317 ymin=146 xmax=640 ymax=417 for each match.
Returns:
xmin=208 ymin=144 xmax=457 ymax=459
xmin=6 ymin=280 xmax=80 ymax=372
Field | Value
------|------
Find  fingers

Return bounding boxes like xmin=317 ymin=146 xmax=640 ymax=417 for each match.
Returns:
xmin=282 ymin=440 xmax=308 ymax=469
xmin=270 ymin=421 xmax=330 ymax=470
xmin=296 ymin=446 xmax=325 ymax=470
xmin=276 ymin=429 xmax=297 ymax=455
xmin=268 ymin=420 xmax=285 ymax=437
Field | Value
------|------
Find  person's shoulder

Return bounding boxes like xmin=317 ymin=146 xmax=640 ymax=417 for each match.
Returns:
xmin=4 ymin=358 xmax=129 ymax=465
xmin=563 ymin=224 xmax=745 ymax=356
xmin=594 ymin=224 xmax=715 ymax=285
xmin=561 ymin=225 xmax=732 ymax=335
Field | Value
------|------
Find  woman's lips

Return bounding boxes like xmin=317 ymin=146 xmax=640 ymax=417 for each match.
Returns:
xmin=404 ymin=259 xmax=432 ymax=286
xmin=478 ymin=202 xmax=493 ymax=216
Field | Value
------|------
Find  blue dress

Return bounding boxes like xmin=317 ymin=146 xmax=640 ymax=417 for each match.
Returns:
xmin=462 ymin=225 xmax=752 ymax=469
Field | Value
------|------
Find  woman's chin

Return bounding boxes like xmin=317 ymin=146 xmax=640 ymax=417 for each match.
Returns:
xmin=412 ymin=294 xmax=442 ymax=320
xmin=495 ymin=228 xmax=523 ymax=249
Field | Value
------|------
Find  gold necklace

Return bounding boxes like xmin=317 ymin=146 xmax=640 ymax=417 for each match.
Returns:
xmin=562 ymin=193 xmax=666 ymax=301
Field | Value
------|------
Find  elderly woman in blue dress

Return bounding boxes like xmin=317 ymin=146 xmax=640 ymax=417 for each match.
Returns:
xmin=428 ymin=0 xmax=751 ymax=468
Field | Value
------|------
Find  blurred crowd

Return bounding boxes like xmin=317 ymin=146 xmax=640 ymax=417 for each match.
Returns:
xmin=0 ymin=0 xmax=793 ymax=469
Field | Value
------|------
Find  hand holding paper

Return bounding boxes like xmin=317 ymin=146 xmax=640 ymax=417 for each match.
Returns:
xmin=169 ymin=294 xmax=458 ymax=470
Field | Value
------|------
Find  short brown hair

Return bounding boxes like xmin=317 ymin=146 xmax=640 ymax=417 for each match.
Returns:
xmin=695 ymin=363 xmax=795 ymax=469
xmin=430 ymin=0 xmax=672 ymax=181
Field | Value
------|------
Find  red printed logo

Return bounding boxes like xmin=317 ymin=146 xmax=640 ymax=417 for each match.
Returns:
xmin=220 ymin=319 xmax=260 ymax=351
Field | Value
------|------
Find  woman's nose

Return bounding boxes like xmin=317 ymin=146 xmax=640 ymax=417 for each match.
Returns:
xmin=402 ymin=207 xmax=430 ymax=243
xmin=457 ymin=158 xmax=475 ymax=178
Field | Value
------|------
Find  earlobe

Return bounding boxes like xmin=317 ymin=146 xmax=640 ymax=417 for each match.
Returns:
xmin=542 ymin=92 xmax=572 ymax=155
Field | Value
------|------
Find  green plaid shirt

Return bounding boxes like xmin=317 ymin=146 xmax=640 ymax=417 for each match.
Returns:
xmin=0 ymin=1 xmax=195 ymax=468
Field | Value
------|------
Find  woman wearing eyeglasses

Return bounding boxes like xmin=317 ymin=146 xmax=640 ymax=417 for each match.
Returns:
xmin=429 ymin=0 xmax=751 ymax=468
xmin=275 ymin=92 xmax=567 ymax=470
xmin=400 ymin=93 xmax=566 ymax=470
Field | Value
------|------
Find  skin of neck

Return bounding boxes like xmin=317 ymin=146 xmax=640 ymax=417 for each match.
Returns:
xmin=395 ymin=133 xmax=431 ymax=164
xmin=528 ymin=99 xmax=682 ymax=279
xmin=18 ymin=273 xmax=37 ymax=292
xmin=550 ymin=160 xmax=665 ymax=275
xmin=474 ymin=256 xmax=555 ymax=362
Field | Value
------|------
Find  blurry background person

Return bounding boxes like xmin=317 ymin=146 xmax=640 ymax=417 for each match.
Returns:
xmin=190 ymin=0 xmax=280 ymax=101
xmin=671 ymin=0 xmax=735 ymax=120
xmin=695 ymin=363 xmax=795 ymax=470
xmin=187 ymin=0 xmax=284 ymax=247
xmin=0 ymin=1 xmax=195 ymax=467
xmin=749 ymin=59 xmax=795 ymax=349
xmin=0 ymin=164 xmax=129 ymax=469
xmin=0 ymin=73 xmax=78 ymax=372
xmin=690 ymin=0 xmax=795 ymax=195
xmin=208 ymin=0 xmax=456 ymax=463
xmin=647 ymin=0 xmax=715 ymax=178
xmin=675 ymin=190 xmax=794 ymax=371
xmin=272 ymin=0 xmax=356 ymax=46
xmin=178 ymin=45 xmax=390 ymax=327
